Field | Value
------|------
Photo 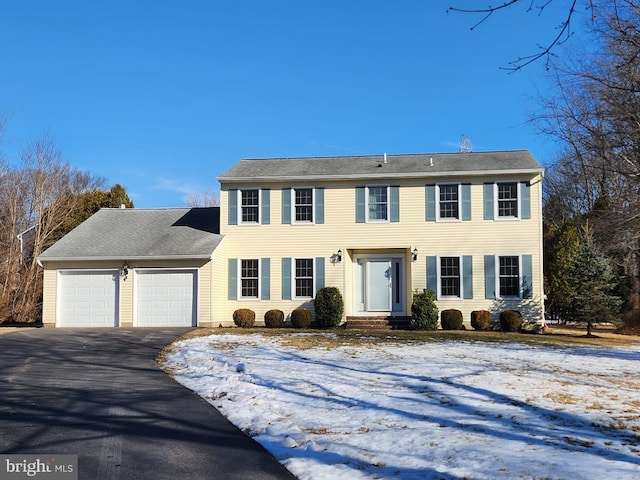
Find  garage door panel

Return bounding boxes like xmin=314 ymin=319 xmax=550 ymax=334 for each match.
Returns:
xmin=136 ymin=270 xmax=196 ymax=327
xmin=59 ymin=271 xmax=118 ymax=327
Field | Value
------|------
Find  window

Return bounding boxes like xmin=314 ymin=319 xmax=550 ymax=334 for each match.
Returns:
xmin=295 ymin=258 xmax=314 ymax=298
xmin=241 ymin=190 xmax=259 ymax=223
xmin=498 ymin=256 xmax=520 ymax=297
xmin=438 ymin=184 xmax=459 ymax=220
xmin=368 ymin=186 xmax=388 ymax=221
xmin=440 ymin=257 xmax=461 ymax=297
xmin=240 ymin=259 xmax=259 ymax=298
xmin=294 ymin=188 xmax=313 ymax=223
xmin=497 ymin=183 xmax=518 ymax=218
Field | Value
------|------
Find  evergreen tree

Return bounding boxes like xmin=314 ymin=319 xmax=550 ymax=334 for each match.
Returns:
xmin=567 ymin=231 xmax=623 ymax=336
xmin=544 ymin=222 xmax=580 ymax=322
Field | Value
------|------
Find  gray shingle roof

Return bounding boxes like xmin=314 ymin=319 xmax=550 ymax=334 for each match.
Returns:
xmin=38 ymin=207 xmax=223 ymax=262
xmin=217 ymin=150 xmax=543 ymax=183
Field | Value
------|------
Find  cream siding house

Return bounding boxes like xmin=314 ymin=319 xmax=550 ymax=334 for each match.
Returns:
xmin=217 ymin=150 xmax=545 ymax=328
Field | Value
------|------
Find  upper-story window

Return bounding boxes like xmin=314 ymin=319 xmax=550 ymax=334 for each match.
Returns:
xmin=497 ymin=183 xmax=518 ymax=218
xmin=368 ymin=186 xmax=388 ymax=221
xmin=438 ymin=184 xmax=460 ymax=220
xmin=241 ymin=189 xmax=259 ymax=223
xmin=294 ymin=188 xmax=313 ymax=223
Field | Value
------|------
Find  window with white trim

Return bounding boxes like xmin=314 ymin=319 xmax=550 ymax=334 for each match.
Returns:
xmin=498 ymin=256 xmax=520 ymax=297
xmin=240 ymin=189 xmax=259 ymax=223
xmin=368 ymin=186 xmax=388 ymax=221
xmin=240 ymin=259 xmax=259 ymax=298
xmin=294 ymin=258 xmax=314 ymax=298
xmin=497 ymin=183 xmax=518 ymax=218
xmin=440 ymin=256 xmax=461 ymax=297
xmin=294 ymin=188 xmax=313 ymax=223
xmin=438 ymin=184 xmax=460 ymax=220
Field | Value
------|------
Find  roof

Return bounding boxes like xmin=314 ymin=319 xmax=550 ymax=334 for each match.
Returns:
xmin=38 ymin=207 xmax=223 ymax=262
xmin=217 ymin=150 xmax=544 ymax=183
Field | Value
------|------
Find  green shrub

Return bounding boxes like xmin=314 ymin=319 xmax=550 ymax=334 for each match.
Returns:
xmin=233 ymin=308 xmax=255 ymax=328
xmin=264 ymin=309 xmax=285 ymax=328
xmin=499 ymin=310 xmax=523 ymax=332
xmin=440 ymin=309 xmax=463 ymax=330
xmin=411 ymin=290 xmax=439 ymax=330
xmin=291 ymin=308 xmax=312 ymax=329
xmin=470 ymin=310 xmax=492 ymax=331
xmin=314 ymin=287 xmax=344 ymax=328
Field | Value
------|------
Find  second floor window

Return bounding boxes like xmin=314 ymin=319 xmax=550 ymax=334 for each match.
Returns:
xmin=499 ymin=256 xmax=520 ymax=297
xmin=241 ymin=190 xmax=259 ymax=223
xmin=294 ymin=188 xmax=313 ymax=223
xmin=497 ymin=183 xmax=518 ymax=218
xmin=440 ymin=256 xmax=461 ymax=297
xmin=241 ymin=259 xmax=259 ymax=298
xmin=295 ymin=258 xmax=314 ymax=298
xmin=368 ymin=186 xmax=388 ymax=221
xmin=439 ymin=184 xmax=459 ymax=220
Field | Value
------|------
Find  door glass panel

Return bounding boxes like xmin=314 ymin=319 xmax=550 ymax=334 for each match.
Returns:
xmin=368 ymin=260 xmax=391 ymax=310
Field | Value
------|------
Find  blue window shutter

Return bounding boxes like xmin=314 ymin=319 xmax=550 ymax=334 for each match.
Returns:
xmin=521 ymin=182 xmax=531 ymax=220
xmin=261 ymin=258 xmax=270 ymax=300
xmin=228 ymin=190 xmax=237 ymax=225
xmin=282 ymin=188 xmax=291 ymax=224
xmin=522 ymin=254 xmax=533 ymax=298
xmin=425 ymin=185 xmax=436 ymax=221
xmin=463 ymin=255 xmax=473 ymax=299
xmin=461 ymin=184 xmax=471 ymax=221
xmin=356 ymin=187 xmax=366 ymax=223
xmin=426 ymin=256 xmax=437 ymax=295
xmin=228 ymin=258 xmax=237 ymax=300
xmin=281 ymin=257 xmax=291 ymax=300
xmin=483 ymin=183 xmax=494 ymax=220
xmin=484 ymin=255 xmax=495 ymax=299
xmin=262 ymin=189 xmax=270 ymax=225
xmin=315 ymin=257 xmax=325 ymax=293
xmin=315 ymin=187 xmax=325 ymax=224
xmin=390 ymin=186 xmax=400 ymax=222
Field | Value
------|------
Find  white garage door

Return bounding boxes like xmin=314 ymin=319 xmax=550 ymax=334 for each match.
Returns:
xmin=58 ymin=270 xmax=119 ymax=327
xmin=135 ymin=270 xmax=196 ymax=327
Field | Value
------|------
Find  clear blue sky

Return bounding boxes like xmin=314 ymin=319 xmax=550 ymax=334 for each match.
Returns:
xmin=0 ymin=1 xmax=583 ymax=208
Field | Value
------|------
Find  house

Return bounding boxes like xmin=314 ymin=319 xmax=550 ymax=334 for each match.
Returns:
xmin=38 ymin=150 xmax=545 ymax=328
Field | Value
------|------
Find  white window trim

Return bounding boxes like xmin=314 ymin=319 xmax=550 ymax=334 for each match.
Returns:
xmin=292 ymin=257 xmax=315 ymax=300
xmin=494 ymin=181 xmax=520 ymax=221
xmin=437 ymin=255 xmax=463 ymax=300
xmin=495 ymin=254 xmax=523 ymax=299
xmin=366 ymin=184 xmax=390 ymax=223
xmin=238 ymin=257 xmax=261 ymax=300
xmin=436 ymin=183 xmax=462 ymax=222
xmin=292 ymin=186 xmax=315 ymax=225
xmin=238 ymin=188 xmax=261 ymax=225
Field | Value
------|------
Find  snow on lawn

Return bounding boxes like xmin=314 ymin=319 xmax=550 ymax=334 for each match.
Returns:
xmin=164 ymin=333 xmax=640 ymax=479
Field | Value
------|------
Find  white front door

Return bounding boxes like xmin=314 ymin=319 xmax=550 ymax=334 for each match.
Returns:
xmin=355 ymin=256 xmax=404 ymax=314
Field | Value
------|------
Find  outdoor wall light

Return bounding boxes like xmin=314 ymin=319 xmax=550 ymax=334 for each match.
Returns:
xmin=332 ymin=249 xmax=343 ymax=263
xmin=121 ymin=262 xmax=129 ymax=281
xmin=412 ymin=248 xmax=418 ymax=262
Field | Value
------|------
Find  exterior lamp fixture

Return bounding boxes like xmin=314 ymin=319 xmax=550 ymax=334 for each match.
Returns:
xmin=412 ymin=248 xmax=418 ymax=262
xmin=121 ymin=262 xmax=129 ymax=281
xmin=337 ymin=249 xmax=343 ymax=262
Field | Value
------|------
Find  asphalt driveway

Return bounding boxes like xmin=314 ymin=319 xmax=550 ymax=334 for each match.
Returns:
xmin=0 ymin=328 xmax=297 ymax=480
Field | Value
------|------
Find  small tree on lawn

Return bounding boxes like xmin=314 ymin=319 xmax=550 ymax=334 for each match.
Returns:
xmin=411 ymin=290 xmax=438 ymax=330
xmin=567 ymin=230 xmax=622 ymax=337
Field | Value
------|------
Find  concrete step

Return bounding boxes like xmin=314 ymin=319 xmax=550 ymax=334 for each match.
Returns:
xmin=345 ymin=316 xmax=411 ymax=330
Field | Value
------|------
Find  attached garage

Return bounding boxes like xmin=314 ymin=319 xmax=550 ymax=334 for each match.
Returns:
xmin=38 ymin=207 xmax=222 ymax=328
xmin=135 ymin=270 xmax=197 ymax=327
xmin=58 ymin=270 xmax=119 ymax=327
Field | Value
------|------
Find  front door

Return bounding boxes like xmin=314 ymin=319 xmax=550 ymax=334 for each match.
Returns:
xmin=355 ymin=256 xmax=404 ymax=314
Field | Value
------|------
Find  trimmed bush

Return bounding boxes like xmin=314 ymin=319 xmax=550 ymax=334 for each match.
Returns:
xmin=264 ymin=309 xmax=285 ymax=328
xmin=411 ymin=290 xmax=439 ymax=330
xmin=470 ymin=310 xmax=492 ymax=331
xmin=233 ymin=308 xmax=255 ymax=328
xmin=440 ymin=309 xmax=463 ymax=330
xmin=314 ymin=287 xmax=344 ymax=328
xmin=499 ymin=310 xmax=523 ymax=332
xmin=291 ymin=308 xmax=312 ymax=329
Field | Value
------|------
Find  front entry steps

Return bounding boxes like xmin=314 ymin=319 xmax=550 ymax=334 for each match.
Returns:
xmin=345 ymin=316 xmax=411 ymax=330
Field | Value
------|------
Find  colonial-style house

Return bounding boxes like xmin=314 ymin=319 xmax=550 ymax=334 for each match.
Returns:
xmin=38 ymin=150 xmax=545 ymax=328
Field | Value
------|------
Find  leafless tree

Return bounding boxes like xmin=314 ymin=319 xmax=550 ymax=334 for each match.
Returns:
xmin=185 ymin=189 xmax=220 ymax=207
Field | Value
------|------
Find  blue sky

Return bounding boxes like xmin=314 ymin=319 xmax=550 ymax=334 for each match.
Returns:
xmin=0 ymin=1 xmax=584 ymax=208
